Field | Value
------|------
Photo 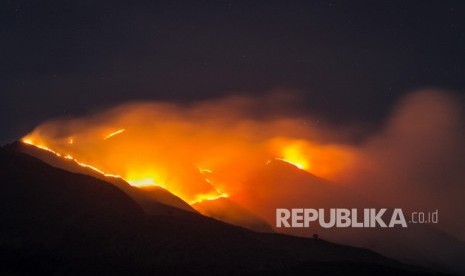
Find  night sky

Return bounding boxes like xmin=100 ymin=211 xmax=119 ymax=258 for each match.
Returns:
xmin=1 ymin=0 xmax=464 ymax=144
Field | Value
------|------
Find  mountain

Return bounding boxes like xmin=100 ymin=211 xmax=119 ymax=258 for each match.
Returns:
xmin=8 ymin=141 xmax=196 ymax=214
xmin=10 ymin=141 xmax=276 ymax=232
xmin=240 ymin=159 xmax=465 ymax=275
xmin=0 ymin=146 xmax=438 ymax=275
xmin=192 ymin=197 xmax=273 ymax=233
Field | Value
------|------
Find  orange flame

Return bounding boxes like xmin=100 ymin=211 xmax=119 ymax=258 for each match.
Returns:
xmin=21 ymin=134 xmax=229 ymax=204
xmin=22 ymin=138 xmax=122 ymax=179
xmin=104 ymin=128 xmax=126 ymax=140
xmin=20 ymin=98 xmax=354 ymax=207
xmin=275 ymin=142 xmax=311 ymax=170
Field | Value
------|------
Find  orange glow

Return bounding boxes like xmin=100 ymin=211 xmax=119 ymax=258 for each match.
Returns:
xmin=190 ymin=191 xmax=229 ymax=205
xmin=126 ymin=170 xmax=164 ymax=187
xmin=21 ymin=135 xmax=228 ymax=204
xmin=272 ymin=158 xmax=306 ymax=170
xmin=20 ymin=98 xmax=354 ymax=208
xmin=279 ymin=143 xmax=311 ymax=170
xmin=275 ymin=143 xmax=311 ymax=171
xmin=267 ymin=138 xmax=353 ymax=179
xmin=128 ymin=178 xmax=158 ymax=187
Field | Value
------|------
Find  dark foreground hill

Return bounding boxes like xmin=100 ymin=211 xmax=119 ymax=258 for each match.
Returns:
xmin=0 ymin=147 xmax=444 ymax=275
xmin=10 ymin=141 xmax=275 ymax=233
xmin=8 ymin=141 xmax=196 ymax=214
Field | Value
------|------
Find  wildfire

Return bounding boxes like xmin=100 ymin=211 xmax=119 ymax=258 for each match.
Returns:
xmin=272 ymin=158 xmax=307 ymax=170
xmin=19 ymin=99 xmax=354 ymax=212
xmin=128 ymin=178 xmax=158 ymax=187
xmin=22 ymin=138 xmax=123 ymax=179
xmin=21 ymin=136 xmax=229 ymax=204
xmin=23 ymin=138 xmax=63 ymax=157
xmin=104 ymin=128 xmax=126 ymax=140
xmin=190 ymin=190 xmax=229 ymax=205
xmin=126 ymin=170 xmax=163 ymax=187
xmin=281 ymin=143 xmax=311 ymax=170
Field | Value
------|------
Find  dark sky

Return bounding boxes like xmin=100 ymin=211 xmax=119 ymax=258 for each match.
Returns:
xmin=1 ymin=0 xmax=464 ymax=143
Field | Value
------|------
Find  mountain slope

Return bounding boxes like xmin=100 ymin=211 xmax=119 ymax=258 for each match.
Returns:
xmin=10 ymin=141 xmax=276 ymax=232
xmin=0 ymin=146 xmax=436 ymax=275
xmin=241 ymin=159 xmax=465 ymax=275
xmin=8 ymin=141 xmax=196 ymax=214
xmin=192 ymin=197 xmax=273 ymax=233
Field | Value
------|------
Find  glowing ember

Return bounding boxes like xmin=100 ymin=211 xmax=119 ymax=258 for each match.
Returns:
xmin=22 ymin=138 xmax=123 ymax=179
xmin=104 ymin=128 xmax=126 ymax=140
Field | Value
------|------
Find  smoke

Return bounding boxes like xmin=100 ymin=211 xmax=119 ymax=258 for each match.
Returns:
xmin=22 ymin=91 xmax=352 ymax=200
xmin=336 ymin=90 xmax=465 ymax=239
xmin=22 ymin=89 xmax=464 ymax=239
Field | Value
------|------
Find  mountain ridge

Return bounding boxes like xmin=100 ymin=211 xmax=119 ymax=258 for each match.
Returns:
xmin=0 ymin=145 xmax=440 ymax=275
